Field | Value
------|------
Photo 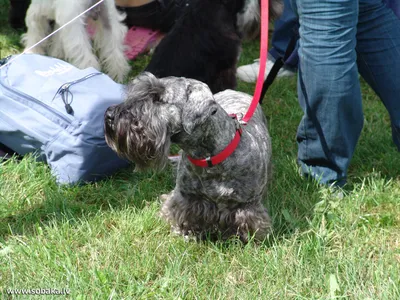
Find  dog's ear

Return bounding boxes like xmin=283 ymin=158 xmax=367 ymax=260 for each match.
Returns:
xmin=181 ymin=84 xmax=217 ymax=135
xmin=125 ymin=72 xmax=165 ymax=103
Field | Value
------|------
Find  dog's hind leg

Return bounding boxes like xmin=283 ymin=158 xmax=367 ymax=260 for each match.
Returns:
xmin=94 ymin=0 xmax=130 ymax=82
xmin=21 ymin=5 xmax=51 ymax=55
xmin=160 ymin=190 xmax=220 ymax=239
xmin=221 ymin=201 xmax=272 ymax=242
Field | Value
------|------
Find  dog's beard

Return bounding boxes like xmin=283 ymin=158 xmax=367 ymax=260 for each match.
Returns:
xmin=105 ymin=114 xmax=171 ymax=171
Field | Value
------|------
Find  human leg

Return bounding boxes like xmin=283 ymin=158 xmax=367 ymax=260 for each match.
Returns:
xmin=269 ymin=0 xmax=299 ymax=69
xmin=356 ymin=0 xmax=400 ymax=150
xmin=383 ymin=0 xmax=400 ymax=19
xmin=292 ymin=0 xmax=363 ymax=186
xmin=237 ymin=0 xmax=298 ymax=82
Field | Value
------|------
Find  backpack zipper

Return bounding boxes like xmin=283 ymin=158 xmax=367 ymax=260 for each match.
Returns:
xmin=53 ymin=72 xmax=102 ymax=115
xmin=0 ymin=71 xmax=103 ymax=125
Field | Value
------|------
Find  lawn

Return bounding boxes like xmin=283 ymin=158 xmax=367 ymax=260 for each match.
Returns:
xmin=1 ymin=0 xmax=399 ymax=299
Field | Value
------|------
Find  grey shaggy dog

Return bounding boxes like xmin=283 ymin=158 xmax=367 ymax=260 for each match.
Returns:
xmin=104 ymin=72 xmax=272 ymax=242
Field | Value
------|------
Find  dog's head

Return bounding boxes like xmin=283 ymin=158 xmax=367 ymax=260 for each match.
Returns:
xmin=104 ymin=72 xmax=218 ymax=170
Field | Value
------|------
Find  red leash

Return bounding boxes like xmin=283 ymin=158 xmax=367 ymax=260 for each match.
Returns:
xmin=242 ymin=0 xmax=269 ymax=123
xmin=188 ymin=0 xmax=269 ymax=167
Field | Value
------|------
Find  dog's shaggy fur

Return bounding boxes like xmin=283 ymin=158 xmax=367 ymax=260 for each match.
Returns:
xmin=104 ymin=73 xmax=273 ymax=242
xmin=238 ymin=0 xmax=283 ymax=40
xmin=22 ymin=0 xmax=130 ymax=82
xmin=145 ymin=0 xmax=282 ymax=94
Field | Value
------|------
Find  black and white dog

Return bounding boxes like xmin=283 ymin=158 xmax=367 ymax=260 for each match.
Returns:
xmin=145 ymin=0 xmax=282 ymax=93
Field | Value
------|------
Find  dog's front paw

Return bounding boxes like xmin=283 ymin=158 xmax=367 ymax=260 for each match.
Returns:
xmin=103 ymin=57 xmax=130 ymax=83
xmin=234 ymin=206 xmax=273 ymax=242
xmin=170 ymin=225 xmax=197 ymax=242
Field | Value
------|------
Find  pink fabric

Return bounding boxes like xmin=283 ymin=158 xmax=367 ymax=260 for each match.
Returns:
xmin=87 ymin=24 xmax=162 ymax=60
xmin=124 ymin=27 xmax=162 ymax=60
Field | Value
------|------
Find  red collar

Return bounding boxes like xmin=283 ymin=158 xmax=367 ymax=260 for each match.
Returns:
xmin=187 ymin=115 xmax=243 ymax=167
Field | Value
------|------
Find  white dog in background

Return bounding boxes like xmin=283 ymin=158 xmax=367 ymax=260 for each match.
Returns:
xmin=22 ymin=0 xmax=130 ymax=82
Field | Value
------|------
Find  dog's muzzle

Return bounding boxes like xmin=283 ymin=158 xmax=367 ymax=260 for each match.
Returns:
xmin=105 ymin=105 xmax=117 ymax=131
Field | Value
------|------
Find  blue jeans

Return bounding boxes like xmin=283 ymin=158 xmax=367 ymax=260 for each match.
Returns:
xmin=385 ymin=0 xmax=400 ymax=18
xmin=269 ymin=0 xmax=399 ymax=69
xmin=269 ymin=0 xmax=299 ymax=69
xmin=290 ymin=0 xmax=400 ymax=186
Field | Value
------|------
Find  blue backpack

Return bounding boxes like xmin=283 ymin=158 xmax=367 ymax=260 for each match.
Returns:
xmin=0 ymin=54 xmax=130 ymax=185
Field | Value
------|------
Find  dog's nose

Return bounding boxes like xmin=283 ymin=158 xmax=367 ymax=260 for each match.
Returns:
xmin=105 ymin=106 xmax=116 ymax=127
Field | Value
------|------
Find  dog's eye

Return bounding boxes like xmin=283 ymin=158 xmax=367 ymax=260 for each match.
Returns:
xmin=211 ymin=108 xmax=217 ymax=115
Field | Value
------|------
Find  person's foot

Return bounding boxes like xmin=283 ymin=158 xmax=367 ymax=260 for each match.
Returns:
xmin=237 ymin=58 xmax=296 ymax=83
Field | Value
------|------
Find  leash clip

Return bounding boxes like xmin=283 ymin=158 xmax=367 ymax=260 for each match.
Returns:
xmin=229 ymin=113 xmax=244 ymax=135
xmin=205 ymin=156 xmax=213 ymax=167
xmin=232 ymin=112 xmax=247 ymax=126
xmin=237 ymin=113 xmax=248 ymax=126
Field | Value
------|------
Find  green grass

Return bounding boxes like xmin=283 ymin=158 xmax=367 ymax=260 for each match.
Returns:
xmin=1 ymin=0 xmax=400 ymax=298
